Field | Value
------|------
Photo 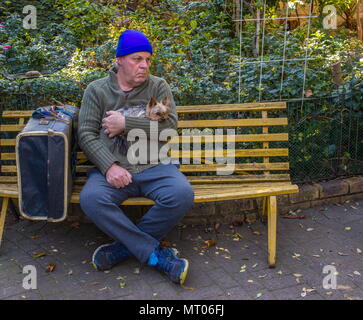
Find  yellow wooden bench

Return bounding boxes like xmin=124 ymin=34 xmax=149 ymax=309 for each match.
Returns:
xmin=0 ymin=102 xmax=298 ymax=267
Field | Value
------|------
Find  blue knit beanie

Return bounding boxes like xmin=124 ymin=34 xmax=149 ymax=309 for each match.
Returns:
xmin=116 ymin=30 xmax=153 ymax=57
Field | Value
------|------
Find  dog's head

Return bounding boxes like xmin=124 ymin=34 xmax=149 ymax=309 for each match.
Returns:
xmin=146 ymin=96 xmax=171 ymax=121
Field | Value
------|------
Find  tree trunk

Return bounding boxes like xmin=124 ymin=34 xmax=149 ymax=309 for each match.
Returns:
xmin=255 ymin=7 xmax=260 ymax=57
xmin=332 ymin=62 xmax=343 ymax=88
xmin=234 ymin=0 xmax=241 ymax=36
xmin=358 ymin=0 xmax=363 ymax=40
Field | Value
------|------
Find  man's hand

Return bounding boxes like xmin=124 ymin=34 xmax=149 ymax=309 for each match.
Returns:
xmin=106 ymin=163 xmax=132 ymax=188
xmin=102 ymin=111 xmax=125 ymax=138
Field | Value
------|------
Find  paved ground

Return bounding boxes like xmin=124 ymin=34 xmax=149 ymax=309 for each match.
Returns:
xmin=0 ymin=199 xmax=362 ymax=300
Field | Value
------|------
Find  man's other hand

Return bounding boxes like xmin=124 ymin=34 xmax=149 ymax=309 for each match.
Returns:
xmin=102 ymin=111 xmax=126 ymax=138
xmin=106 ymin=163 xmax=132 ymax=188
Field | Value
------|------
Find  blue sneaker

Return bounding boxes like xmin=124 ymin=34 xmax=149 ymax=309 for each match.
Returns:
xmin=92 ymin=242 xmax=131 ymax=271
xmin=148 ymin=245 xmax=189 ymax=285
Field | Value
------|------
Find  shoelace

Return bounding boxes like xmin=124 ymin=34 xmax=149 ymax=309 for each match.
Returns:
xmin=156 ymin=249 xmax=176 ymax=274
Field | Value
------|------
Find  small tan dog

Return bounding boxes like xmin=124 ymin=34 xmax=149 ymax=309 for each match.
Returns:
xmin=145 ymin=96 xmax=171 ymax=121
xmin=103 ymin=96 xmax=171 ymax=155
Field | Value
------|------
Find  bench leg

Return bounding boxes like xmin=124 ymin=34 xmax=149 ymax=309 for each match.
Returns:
xmin=267 ymin=195 xmax=277 ymax=268
xmin=0 ymin=197 xmax=9 ymax=247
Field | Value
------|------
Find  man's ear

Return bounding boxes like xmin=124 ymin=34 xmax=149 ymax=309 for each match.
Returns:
xmin=161 ymin=96 xmax=170 ymax=107
xmin=148 ymin=97 xmax=157 ymax=108
xmin=116 ymin=57 xmax=123 ymax=66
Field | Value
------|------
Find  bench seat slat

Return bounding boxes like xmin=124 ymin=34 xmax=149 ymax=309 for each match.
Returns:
xmin=0 ymin=181 xmax=298 ymax=203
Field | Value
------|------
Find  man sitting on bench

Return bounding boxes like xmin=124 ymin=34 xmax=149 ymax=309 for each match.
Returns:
xmin=78 ymin=30 xmax=194 ymax=285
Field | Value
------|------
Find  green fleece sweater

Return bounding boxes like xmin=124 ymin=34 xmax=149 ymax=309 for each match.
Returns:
xmin=78 ymin=65 xmax=178 ymax=175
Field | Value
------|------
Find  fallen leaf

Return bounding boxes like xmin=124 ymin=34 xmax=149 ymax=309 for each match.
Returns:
xmin=293 ymin=273 xmax=303 ymax=278
xmin=202 ymin=240 xmax=217 ymax=248
xmin=302 ymin=287 xmax=316 ymax=294
xmin=338 ymin=252 xmax=349 ymax=256
xmin=306 ymin=228 xmax=314 ymax=232
xmin=133 ymin=268 xmax=140 ymax=275
xmin=292 ymin=253 xmax=301 ymax=259
xmin=357 ymin=248 xmax=362 ymax=254
xmin=282 ymin=214 xmax=306 ymax=219
xmin=33 ymin=252 xmax=47 ymax=258
xmin=181 ymin=284 xmax=196 ymax=290
xmin=160 ymin=240 xmax=173 ymax=248
xmin=232 ymin=233 xmax=243 ymax=240
xmin=30 ymin=235 xmax=40 ymax=239
xmin=252 ymin=231 xmax=262 ymax=236
xmin=258 ymin=274 xmax=267 ymax=278
xmin=45 ymin=262 xmax=56 ymax=273
xmin=252 ymin=263 xmax=258 ymax=269
xmin=247 ymin=280 xmax=254 ymax=283
xmin=240 ymin=265 xmax=247 ymax=272
xmin=255 ymin=293 xmax=262 ymax=299
xmin=312 ymin=254 xmax=321 ymax=258
xmin=337 ymin=285 xmax=352 ymax=290
xmin=70 ymin=222 xmax=80 ymax=229
xmin=344 ymin=227 xmax=351 ymax=231
xmin=246 ymin=214 xmax=256 ymax=224
xmin=68 ymin=270 xmax=73 ymax=275
xmin=119 ymin=282 xmax=126 ymax=288
xmin=353 ymin=271 xmax=361 ymax=276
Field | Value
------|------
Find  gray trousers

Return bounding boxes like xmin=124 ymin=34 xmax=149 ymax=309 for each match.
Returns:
xmin=79 ymin=164 xmax=194 ymax=263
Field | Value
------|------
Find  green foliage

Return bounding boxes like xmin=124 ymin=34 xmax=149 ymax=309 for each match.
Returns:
xmin=53 ymin=0 xmax=115 ymax=47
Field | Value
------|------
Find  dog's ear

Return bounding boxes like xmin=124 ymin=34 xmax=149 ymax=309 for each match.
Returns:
xmin=161 ymin=96 xmax=170 ymax=107
xmin=148 ymin=97 xmax=157 ymax=108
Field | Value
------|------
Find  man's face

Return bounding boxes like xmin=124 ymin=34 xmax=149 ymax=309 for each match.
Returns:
xmin=117 ymin=52 xmax=151 ymax=88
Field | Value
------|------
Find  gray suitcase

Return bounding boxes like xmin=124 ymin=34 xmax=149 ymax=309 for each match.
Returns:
xmin=16 ymin=105 xmax=78 ymax=222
